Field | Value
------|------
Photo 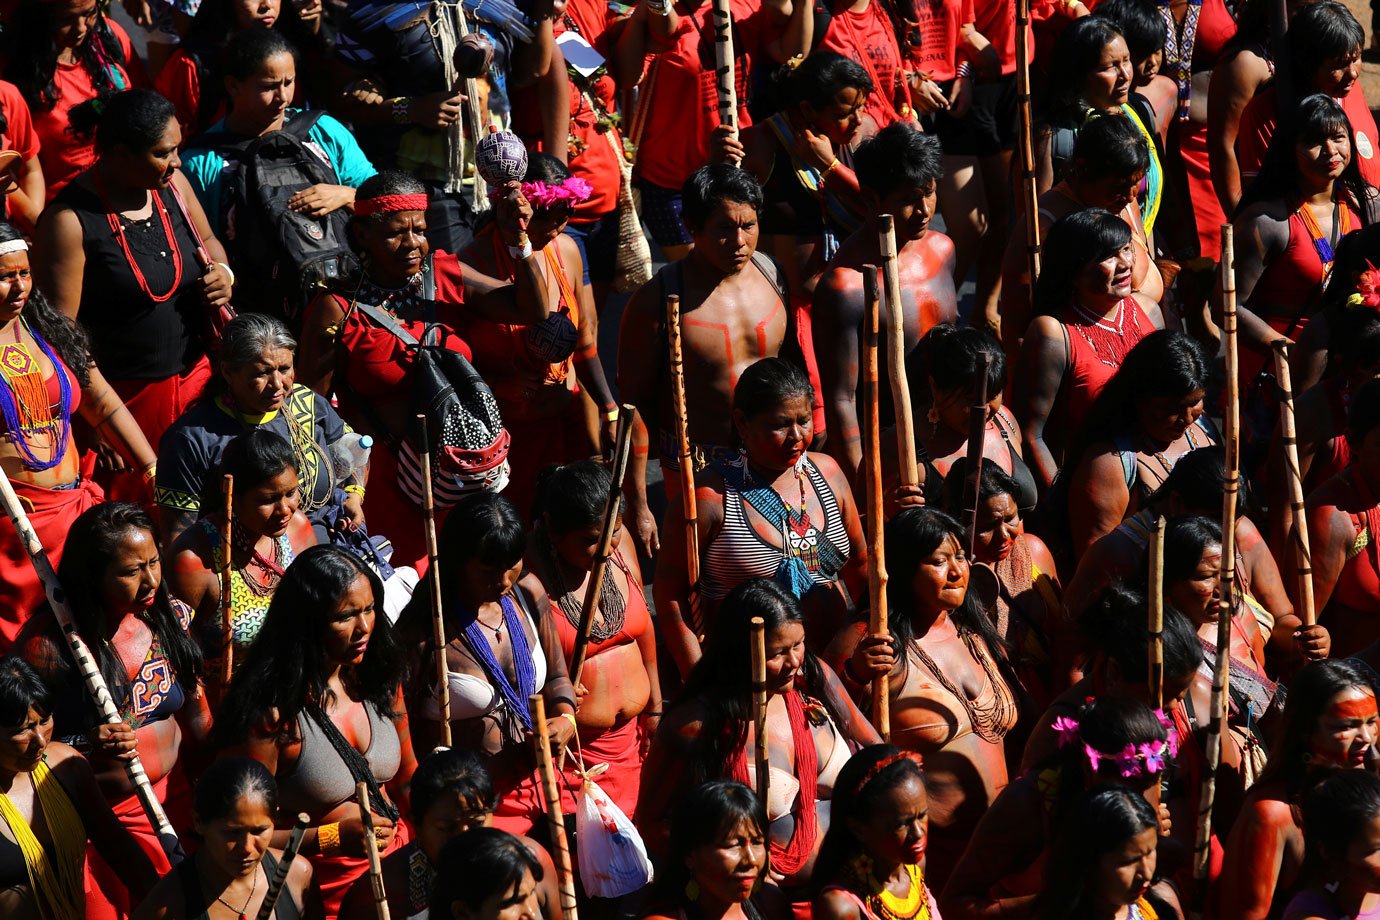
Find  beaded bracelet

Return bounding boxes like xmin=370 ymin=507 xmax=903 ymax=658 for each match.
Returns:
xmin=318 ymin=822 xmax=342 ymax=856
xmin=344 ymin=484 xmax=366 ymax=498
xmin=956 ymin=61 xmax=974 ymax=80
xmin=390 ymin=97 xmax=411 ymax=125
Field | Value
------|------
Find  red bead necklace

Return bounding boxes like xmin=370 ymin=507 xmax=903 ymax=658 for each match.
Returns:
xmin=96 ymin=170 xmax=184 ymax=303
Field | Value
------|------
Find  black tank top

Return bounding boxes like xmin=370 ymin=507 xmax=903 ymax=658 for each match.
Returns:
xmin=176 ymin=852 xmax=301 ymax=919
xmin=54 ymin=177 xmax=205 ymax=381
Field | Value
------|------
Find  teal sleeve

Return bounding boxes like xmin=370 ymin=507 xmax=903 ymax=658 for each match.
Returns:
xmin=310 ymin=113 xmax=378 ymax=189
xmin=180 ymin=149 xmax=227 ymax=237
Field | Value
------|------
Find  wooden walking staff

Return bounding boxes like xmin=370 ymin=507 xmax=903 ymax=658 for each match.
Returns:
xmin=0 ymin=467 xmax=185 ymax=863
xmin=220 ymin=474 xmax=234 ymax=685
xmin=417 ymin=415 xmax=453 ymax=748
xmin=1273 ymin=341 xmax=1317 ymax=626
xmin=254 ymin=813 xmax=309 ymax=920
xmin=1194 ymin=225 xmax=1240 ymax=888
xmin=963 ymin=354 xmax=993 ymax=557
xmin=531 ymin=694 xmax=580 ymax=920
xmin=1015 ymin=0 xmax=1041 ymax=287
xmin=862 ymin=265 xmax=891 ymax=739
xmin=879 ymin=218 xmax=919 ymax=488
xmin=668 ymin=294 xmax=704 ymax=637
xmin=1149 ymin=516 xmax=1166 ymax=711
xmin=570 ymin=405 xmax=637 ymax=690
xmin=711 ymin=0 xmax=740 ymax=165
xmin=356 ymin=783 xmax=393 ymax=920
xmin=749 ymin=617 xmax=771 ymax=809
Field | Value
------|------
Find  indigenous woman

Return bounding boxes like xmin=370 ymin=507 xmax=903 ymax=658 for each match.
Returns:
xmin=5 ymin=0 xmax=145 ymax=201
xmin=1233 ymin=94 xmax=1377 ymax=400
xmin=430 ymin=828 xmax=551 ymax=920
xmin=1206 ymin=0 xmax=1286 ymax=215
xmin=0 ymin=220 xmax=157 ymax=646
xmin=829 ymin=507 xmax=1018 ymax=889
xmin=1219 ymin=659 xmax=1379 ymax=919
xmin=639 ymin=578 xmax=879 ymax=913
xmin=1306 ymin=378 xmax=1380 ymax=658
xmin=640 ymin=780 xmax=776 ymax=920
xmin=180 ymin=28 xmax=376 ymax=240
xmin=1233 ymin=2 xmax=1379 ymax=191
xmin=1034 ymin=785 xmax=1179 ymax=920
xmin=157 ymin=313 xmax=365 ymax=547
xmin=215 ymin=544 xmax=418 ymax=917
xmin=297 ymin=170 xmax=550 ymax=573
xmin=1001 ymin=115 xmax=1161 ymax=354
xmin=13 ymin=502 xmax=209 ymax=915
xmin=457 ymin=154 xmax=618 ymax=514
xmin=528 ymin=460 xmax=660 ymax=819
xmin=1015 ymin=209 xmax=1165 ymax=494
xmin=339 ymin=749 xmax=561 ymax=920
xmin=396 ymin=493 xmax=577 ymax=835
xmin=943 ymin=697 xmax=1178 ymax=919
xmin=33 ymin=89 xmax=234 ymax=506
xmin=132 ymin=757 xmax=316 ymax=920
xmin=166 ymin=429 xmax=317 ymax=677
xmin=656 ymin=358 xmax=867 ymax=676
xmin=0 ymin=656 xmax=159 ymax=917
xmin=908 ymin=325 xmax=1036 ymax=516
xmin=1284 ymin=770 xmax=1380 ymax=920
xmin=812 ymin=745 xmax=941 ymax=920
xmin=1059 ymin=331 xmax=1214 ymax=557
xmin=944 ymin=462 xmax=1060 ymax=712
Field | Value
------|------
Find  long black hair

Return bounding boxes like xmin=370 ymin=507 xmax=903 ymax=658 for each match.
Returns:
xmin=194 ymin=757 xmax=279 ymax=823
xmin=0 ymin=657 xmax=53 ymax=728
xmin=1033 ymin=209 xmax=1133 ymax=317
xmin=1287 ymin=0 xmax=1364 ymax=100
xmin=6 ymin=1 xmax=130 ymax=112
xmin=534 ymin=459 xmax=610 ymax=533
xmin=1258 ymin=658 xmax=1376 ymax=795
xmin=214 ymin=545 xmax=406 ymax=745
xmin=1069 ymin=115 xmax=1150 ymax=184
xmin=1156 ymin=515 xmax=1222 ymax=591
xmin=67 ymin=89 xmax=176 ymax=152
xmin=410 ymin=748 xmax=495 ymax=822
xmin=652 ymin=780 xmax=767 ymax=908
xmin=1240 ymin=93 xmax=1374 ymax=217
xmin=57 ymin=503 xmax=203 ymax=705
xmin=1041 ymin=18 xmax=1127 ymax=126
xmin=915 ymin=323 xmax=1006 ymax=397
xmin=1080 ymin=583 xmax=1203 ymax=691
xmin=812 ymin=745 xmax=927 ymax=894
xmin=770 ymin=50 xmax=873 ymax=113
xmin=431 ymin=828 xmax=545 ymax=916
xmin=0 ymin=222 xmax=91 ymax=388
xmin=1037 ymin=784 xmax=1160 ymax=919
xmin=674 ymin=578 xmax=851 ymax=786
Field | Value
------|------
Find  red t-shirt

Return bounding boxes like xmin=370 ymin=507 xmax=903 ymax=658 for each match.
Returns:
xmin=153 ymin=48 xmax=227 ymax=144
xmin=1237 ymin=82 xmax=1380 ymax=189
xmin=31 ymin=20 xmax=144 ymax=201
xmin=973 ymin=0 xmax=1033 ymax=76
xmin=0 ymin=79 xmax=39 ymax=222
xmin=909 ymin=0 xmax=974 ymax=83
xmin=632 ymin=0 xmax=774 ymax=191
xmin=819 ymin=1 xmax=907 ymax=128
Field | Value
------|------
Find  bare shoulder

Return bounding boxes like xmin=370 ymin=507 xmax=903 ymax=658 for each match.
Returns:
xmin=814 ymin=888 xmax=864 ymax=920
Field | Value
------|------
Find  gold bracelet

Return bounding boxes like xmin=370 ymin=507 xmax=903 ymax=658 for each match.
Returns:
xmin=822 ymin=158 xmax=841 ymax=181
xmin=318 ymin=822 xmax=342 ymax=856
xmin=344 ymin=484 xmax=366 ymax=498
xmin=141 ymin=464 xmax=157 ymax=484
xmin=602 ymin=406 xmax=620 ymax=423
xmin=560 ymin=712 xmax=578 ymax=732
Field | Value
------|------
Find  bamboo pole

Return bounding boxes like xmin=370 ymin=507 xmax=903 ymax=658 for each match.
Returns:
xmin=220 ymin=474 xmax=234 ymax=686
xmin=254 ymin=813 xmax=309 ymax=920
xmin=418 ymin=415 xmax=452 ymax=748
xmin=749 ymin=616 xmax=770 ymax=809
xmin=1194 ymin=224 xmax=1238 ymax=887
xmin=667 ymin=294 xmax=703 ymax=637
xmin=0 ymin=467 xmax=184 ymax=863
xmin=570 ymin=406 xmax=636 ymax=690
xmin=355 ymin=783 xmax=392 ymax=920
xmin=1149 ymin=515 xmax=1166 ymax=711
xmin=711 ymin=0 xmax=739 ymax=165
xmin=1273 ymin=341 xmax=1316 ymax=626
xmin=963 ymin=354 xmax=993 ymax=557
xmin=862 ymin=265 xmax=891 ymax=739
xmin=531 ymin=695 xmax=580 ymax=920
xmin=1015 ymin=0 xmax=1041 ymax=288
xmin=878 ymin=217 xmax=918 ymax=488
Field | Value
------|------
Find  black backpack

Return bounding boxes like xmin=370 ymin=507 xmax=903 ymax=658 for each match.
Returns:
xmin=205 ymin=110 xmax=357 ymax=326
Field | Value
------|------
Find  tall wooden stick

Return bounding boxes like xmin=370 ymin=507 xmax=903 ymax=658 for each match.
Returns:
xmin=417 ymin=415 xmax=452 ymax=748
xmin=862 ymin=265 xmax=891 ymax=740
xmin=1149 ymin=515 xmax=1166 ymax=711
xmin=255 ymin=813 xmax=310 ymax=920
xmin=220 ymin=474 xmax=234 ymax=685
xmin=0 ymin=468 xmax=184 ymax=863
xmin=963 ymin=354 xmax=993 ymax=557
xmin=1015 ymin=0 xmax=1041 ymax=288
xmin=878 ymin=218 xmax=918 ymax=488
xmin=749 ymin=616 xmax=770 ymax=812
xmin=711 ymin=0 xmax=739 ymax=165
xmin=667 ymin=294 xmax=703 ymax=637
xmin=355 ymin=783 xmax=392 ymax=920
xmin=1195 ymin=224 xmax=1238 ymax=887
xmin=1273 ymin=341 xmax=1316 ymax=626
xmin=570 ymin=406 xmax=637 ymax=690
xmin=531 ymin=695 xmax=580 ymax=920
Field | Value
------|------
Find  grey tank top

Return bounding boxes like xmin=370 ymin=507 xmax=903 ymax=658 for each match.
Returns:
xmin=277 ymin=701 xmax=402 ymax=818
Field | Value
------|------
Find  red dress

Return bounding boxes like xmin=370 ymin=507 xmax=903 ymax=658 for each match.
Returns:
xmin=818 ymin=2 xmax=909 ymax=128
xmin=1058 ymin=297 xmax=1153 ymax=428
xmin=322 ymin=252 xmax=472 ymax=573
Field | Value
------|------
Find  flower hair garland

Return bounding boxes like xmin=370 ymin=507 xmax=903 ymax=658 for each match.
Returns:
xmin=1346 ymin=261 xmax=1380 ymax=311
xmin=1052 ymin=710 xmax=1181 ymax=779
xmin=490 ymin=178 xmax=594 ymax=209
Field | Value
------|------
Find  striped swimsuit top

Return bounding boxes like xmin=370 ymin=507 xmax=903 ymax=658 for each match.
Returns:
xmin=701 ymin=458 xmax=850 ymax=600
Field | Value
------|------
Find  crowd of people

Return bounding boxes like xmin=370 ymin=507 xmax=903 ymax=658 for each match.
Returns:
xmin=1 ymin=0 xmax=1380 ymax=916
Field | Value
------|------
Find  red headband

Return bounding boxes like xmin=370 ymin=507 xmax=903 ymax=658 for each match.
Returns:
xmin=354 ymin=193 xmax=429 ymax=217
xmin=854 ymin=751 xmax=924 ymax=797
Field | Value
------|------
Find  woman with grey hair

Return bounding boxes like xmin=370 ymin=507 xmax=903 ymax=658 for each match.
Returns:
xmin=155 ymin=311 xmax=369 ymax=546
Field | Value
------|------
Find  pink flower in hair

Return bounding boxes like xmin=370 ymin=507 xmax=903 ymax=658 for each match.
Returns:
xmin=1084 ymin=743 xmax=1104 ymax=773
xmin=1140 ymin=739 xmax=1169 ymax=774
xmin=1052 ymin=716 xmax=1080 ymax=748
xmin=1116 ymin=744 xmax=1142 ymax=778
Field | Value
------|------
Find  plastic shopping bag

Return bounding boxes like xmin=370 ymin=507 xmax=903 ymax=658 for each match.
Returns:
xmin=575 ymin=776 xmax=654 ymax=898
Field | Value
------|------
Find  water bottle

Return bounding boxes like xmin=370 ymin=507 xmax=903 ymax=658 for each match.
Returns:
xmin=329 ymin=433 xmax=374 ymax=479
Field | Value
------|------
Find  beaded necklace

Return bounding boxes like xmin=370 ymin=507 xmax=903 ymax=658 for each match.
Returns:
xmin=231 ymin=527 xmax=288 ymax=597
xmin=96 ymin=173 xmax=184 ymax=303
xmin=540 ymin=529 xmax=627 ymax=642
xmin=907 ymin=632 xmax=1017 ymax=743
xmin=1067 ymin=298 xmax=1143 ymax=368
xmin=864 ymin=864 xmax=931 ymax=920
xmin=1296 ymin=198 xmax=1352 ymax=286
xmin=0 ymin=319 xmax=72 ymax=471
xmin=1158 ymin=0 xmax=1203 ymax=122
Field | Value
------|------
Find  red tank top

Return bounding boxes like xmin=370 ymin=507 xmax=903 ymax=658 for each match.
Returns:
xmin=550 ymin=549 xmax=653 ymax=661
xmin=1236 ymin=83 xmax=1380 ymax=187
xmin=1309 ymin=377 xmax=1352 ymax=494
xmin=1334 ymin=470 xmax=1380 ymax=613
xmin=1059 ymin=297 xmax=1152 ymax=427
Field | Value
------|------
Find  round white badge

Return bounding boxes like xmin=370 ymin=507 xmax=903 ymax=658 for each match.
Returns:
xmin=1357 ymin=131 xmax=1374 ymax=159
